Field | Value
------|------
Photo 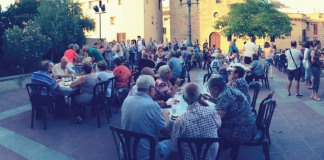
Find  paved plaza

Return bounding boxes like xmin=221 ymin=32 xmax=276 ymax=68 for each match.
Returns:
xmin=0 ymin=66 xmax=324 ymax=160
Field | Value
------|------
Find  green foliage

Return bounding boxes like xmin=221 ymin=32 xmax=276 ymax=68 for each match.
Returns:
xmin=214 ymin=0 xmax=292 ymax=40
xmin=1 ymin=21 xmax=52 ymax=76
xmin=34 ymin=0 xmax=95 ymax=62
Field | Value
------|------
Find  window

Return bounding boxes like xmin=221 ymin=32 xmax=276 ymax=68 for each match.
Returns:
xmin=117 ymin=33 xmax=126 ymax=43
xmin=110 ymin=17 xmax=116 ymax=25
xmin=216 ymin=0 xmax=221 ymax=3
xmin=164 ymin=17 xmax=168 ymax=21
xmin=314 ymin=24 xmax=318 ymax=35
xmin=119 ymin=0 xmax=123 ymax=5
xmin=213 ymin=12 xmax=219 ymax=18
xmin=287 ymin=30 xmax=291 ymax=36
xmin=163 ymin=28 xmax=166 ymax=34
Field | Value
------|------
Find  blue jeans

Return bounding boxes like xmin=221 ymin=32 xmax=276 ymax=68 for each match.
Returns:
xmin=312 ymin=67 xmax=320 ymax=93
xmin=304 ymin=61 xmax=313 ymax=79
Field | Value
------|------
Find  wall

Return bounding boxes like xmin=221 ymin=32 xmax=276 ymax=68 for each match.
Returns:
xmin=144 ymin=0 xmax=163 ymax=42
xmin=0 ymin=73 xmax=32 ymax=93
xmin=170 ymin=0 xmax=200 ymax=46
xmin=80 ymin=0 xmax=145 ymax=42
xmin=163 ymin=7 xmax=171 ymax=42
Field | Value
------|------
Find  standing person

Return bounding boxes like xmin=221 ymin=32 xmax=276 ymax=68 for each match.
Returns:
xmin=109 ymin=42 xmax=116 ymax=62
xmin=305 ymin=41 xmax=314 ymax=88
xmin=125 ymin=39 xmax=131 ymax=61
xmin=64 ymin=44 xmax=81 ymax=67
xmin=113 ymin=40 xmax=123 ymax=58
xmin=183 ymin=37 xmax=187 ymax=46
xmin=243 ymin=37 xmax=258 ymax=64
xmin=136 ymin=36 xmax=144 ymax=66
xmin=99 ymin=39 xmax=113 ymax=68
xmin=286 ymin=41 xmax=303 ymax=96
xmin=128 ymin=40 xmax=136 ymax=65
xmin=173 ymin=38 xmax=178 ymax=51
xmin=203 ymin=39 xmax=208 ymax=47
xmin=81 ymin=47 xmax=105 ymax=64
xmin=181 ymin=46 xmax=189 ymax=62
xmin=228 ymin=42 xmax=239 ymax=60
xmin=180 ymin=41 xmax=183 ymax=48
xmin=158 ymin=41 xmax=163 ymax=48
xmin=310 ymin=40 xmax=322 ymax=100
xmin=163 ymin=38 xmax=170 ymax=51
xmin=233 ymin=38 xmax=237 ymax=46
xmin=300 ymin=44 xmax=306 ymax=82
xmin=264 ymin=42 xmax=274 ymax=79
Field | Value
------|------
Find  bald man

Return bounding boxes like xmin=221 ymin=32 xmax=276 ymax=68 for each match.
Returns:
xmin=128 ymin=67 xmax=167 ymax=108
xmin=53 ymin=57 xmax=76 ymax=78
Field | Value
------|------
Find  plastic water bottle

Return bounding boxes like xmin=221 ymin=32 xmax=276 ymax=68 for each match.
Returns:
xmin=198 ymin=74 xmax=204 ymax=92
xmin=71 ymin=73 xmax=74 ymax=81
xmin=235 ymin=57 xmax=237 ymax=64
xmin=180 ymin=84 xmax=185 ymax=109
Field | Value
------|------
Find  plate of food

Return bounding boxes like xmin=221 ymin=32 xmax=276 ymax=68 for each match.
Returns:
xmin=65 ymin=78 xmax=71 ymax=82
xmin=64 ymin=83 xmax=70 ymax=86
xmin=59 ymin=82 xmax=65 ymax=85
xmin=170 ymin=99 xmax=180 ymax=104
xmin=171 ymin=114 xmax=181 ymax=120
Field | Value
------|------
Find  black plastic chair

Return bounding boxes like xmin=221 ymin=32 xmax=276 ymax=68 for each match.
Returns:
xmin=177 ymin=138 xmax=224 ymax=160
xmin=180 ymin=65 xmax=191 ymax=83
xmin=88 ymin=80 xmax=111 ymax=128
xmin=204 ymin=74 xmax=212 ymax=83
xmin=249 ymin=81 xmax=262 ymax=115
xmin=128 ymin=72 xmax=141 ymax=88
xmin=26 ymin=84 xmax=56 ymax=130
xmin=207 ymin=64 xmax=212 ymax=74
xmin=257 ymin=64 xmax=270 ymax=90
xmin=231 ymin=100 xmax=277 ymax=160
xmin=116 ymin=88 xmax=130 ymax=106
xmin=107 ymin=76 xmax=119 ymax=116
xmin=110 ymin=126 xmax=156 ymax=160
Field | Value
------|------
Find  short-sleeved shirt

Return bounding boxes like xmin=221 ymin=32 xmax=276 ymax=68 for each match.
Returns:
xmin=103 ymin=42 xmax=112 ymax=61
xmin=121 ymin=92 xmax=166 ymax=160
xmin=211 ymin=59 xmax=225 ymax=74
xmin=64 ymin=49 xmax=77 ymax=63
xmin=168 ymin=57 xmax=182 ymax=79
xmin=52 ymin=63 xmax=75 ymax=76
xmin=244 ymin=42 xmax=258 ymax=57
xmin=170 ymin=102 xmax=221 ymax=160
xmin=88 ymin=48 xmax=105 ymax=63
xmin=113 ymin=65 xmax=132 ymax=90
xmin=181 ymin=50 xmax=189 ymax=61
xmin=31 ymin=71 xmax=59 ymax=95
xmin=250 ymin=60 xmax=264 ymax=76
xmin=229 ymin=46 xmax=239 ymax=56
xmin=285 ymin=49 xmax=303 ymax=70
xmin=154 ymin=78 xmax=173 ymax=101
xmin=230 ymin=78 xmax=252 ymax=106
xmin=127 ymin=84 xmax=138 ymax=97
xmin=96 ymin=71 xmax=114 ymax=97
xmin=214 ymin=86 xmax=256 ymax=144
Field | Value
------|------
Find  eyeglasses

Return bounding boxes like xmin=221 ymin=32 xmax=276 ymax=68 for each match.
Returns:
xmin=151 ymin=85 xmax=157 ymax=91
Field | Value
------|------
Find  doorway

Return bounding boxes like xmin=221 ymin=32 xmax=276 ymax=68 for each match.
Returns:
xmin=209 ymin=32 xmax=220 ymax=48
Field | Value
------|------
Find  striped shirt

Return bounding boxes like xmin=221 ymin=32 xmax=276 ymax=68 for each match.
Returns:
xmin=31 ymin=71 xmax=59 ymax=95
xmin=53 ymin=63 xmax=75 ymax=76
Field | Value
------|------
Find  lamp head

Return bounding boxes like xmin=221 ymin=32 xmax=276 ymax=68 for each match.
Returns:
xmin=93 ymin=5 xmax=99 ymax=12
xmin=100 ymin=4 xmax=105 ymax=12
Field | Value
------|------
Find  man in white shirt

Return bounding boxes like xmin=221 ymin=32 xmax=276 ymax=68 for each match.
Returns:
xmin=286 ymin=41 xmax=303 ymax=96
xmin=183 ymin=37 xmax=187 ymax=46
xmin=243 ymin=37 xmax=258 ymax=64
xmin=53 ymin=57 xmax=75 ymax=78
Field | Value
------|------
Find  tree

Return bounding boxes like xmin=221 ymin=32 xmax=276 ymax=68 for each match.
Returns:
xmin=34 ymin=0 xmax=95 ymax=62
xmin=214 ymin=0 xmax=292 ymax=40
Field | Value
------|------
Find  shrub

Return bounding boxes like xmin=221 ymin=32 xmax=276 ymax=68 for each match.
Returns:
xmin=1 ymin=21 xmax=52 ymax=76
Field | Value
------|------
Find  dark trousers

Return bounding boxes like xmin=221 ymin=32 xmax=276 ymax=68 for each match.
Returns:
xmin=244 ymin=56 xmax=252 ymax=64
xmin=312 ymin=67 xmax=320 ymax=93
xmin=129 ymin=53 xmax=135 ymax=65
xmin=70 ymin=93 xmax=83 ymax=118
xmin=245 ymin=73 xmax=259 ymax=84
xmin=37 ymin=95 xmax=65 ymax=118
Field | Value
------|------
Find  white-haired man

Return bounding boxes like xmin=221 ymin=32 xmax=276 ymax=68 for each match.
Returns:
xmin=53 ymin=57 xmax=76 ymax=78
xmin=121 ymin=75 xmax=171 ymax=160
xmin=169 ymin=82 xmax=221 ymax=159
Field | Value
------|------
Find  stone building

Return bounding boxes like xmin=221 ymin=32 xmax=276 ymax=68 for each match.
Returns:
xmin=79 ymin=0 xmax=163 ymax=43
xmin=163 ymin=7 xmax=171 ymax=42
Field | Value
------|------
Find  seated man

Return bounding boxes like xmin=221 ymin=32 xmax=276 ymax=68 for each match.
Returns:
xmin=53 ymin=57 xmax=76 ymax=78
xmin=170 ymin=83 xmax=221 ymax=159
xmin=31 ymin=61 xmax=65 ymax=119
xmin=96 ymin=61 xmax=114 ymax=98
xmin=138 ymin=48 xmax=156 ymax=70
xmin=121 ymin=75 xmax=171 ymax=160
xmin=154 ymin=65 xmax=181 ymax=101
xmin=167 ymin=51 xmax=182 ymax=84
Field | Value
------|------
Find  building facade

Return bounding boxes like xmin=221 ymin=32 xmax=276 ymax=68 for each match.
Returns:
xmin=80 ymin=0 xmax=163 ymax=43
xmin=162 ymin=7 xmax=171 ymax=42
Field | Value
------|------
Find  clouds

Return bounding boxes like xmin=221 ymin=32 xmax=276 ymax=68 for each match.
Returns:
xmin=276 ymin=0 xmax=324 ymax=13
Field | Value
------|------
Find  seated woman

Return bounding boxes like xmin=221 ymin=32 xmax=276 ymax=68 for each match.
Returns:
xmin=241 ymin=54 xmax=264 ymax=84
xmin=210 ymin=54 xmax=230 ymax=82
xmin=156 ymin=47 xmax=164 ymax=63
xmin=202 ymin=75 xmax=257 ymax=150
xmin=112 ymin=57 xmax=132 ymax=90
xmin=70 ymin=61 xmax=99 ymax=124
xmin=154 ymin=65 xmax=181 ymax=101
xmin=227 ymin=66 xmax=252 ymax=106
xmin=96 ymin=61 xmax=114 ymax=98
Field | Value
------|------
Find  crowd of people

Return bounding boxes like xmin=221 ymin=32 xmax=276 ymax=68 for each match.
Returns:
xmin=29 ymin=34 xmax=324 ymax=159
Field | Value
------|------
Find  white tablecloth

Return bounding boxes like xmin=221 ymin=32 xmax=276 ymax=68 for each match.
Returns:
xmin=55 ymin=77 xmax=80 ymax=96
xmin=226 ymin=62 xmax=251 ymax=72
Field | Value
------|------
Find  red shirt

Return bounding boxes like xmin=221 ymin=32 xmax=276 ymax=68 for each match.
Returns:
xmin=64 ymin=49 xmax=77 ymax=63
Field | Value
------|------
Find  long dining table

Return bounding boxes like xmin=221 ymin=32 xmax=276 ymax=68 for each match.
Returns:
xmin=55 ymin=77 xmax=81 ymax=96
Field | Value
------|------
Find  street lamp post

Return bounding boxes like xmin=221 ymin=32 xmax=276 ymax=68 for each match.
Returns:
xmin=93 ymin=4 xmax=106 ymax=39
xmin=180 ymin=0 xmax=199 ymax=47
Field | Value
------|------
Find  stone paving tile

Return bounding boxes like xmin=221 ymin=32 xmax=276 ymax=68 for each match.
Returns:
xmin=313 ymin=145 xmax=324 ymax=159
xmin=0 ymin=89 xmax=30 ymax=112
xmin=302 ymin=133 xmax=324 ymax=148
xmin=284 ymin=148 xmax=322 ymax=160
xmin=277 ymin=137 xmax=309 ymax=152
xmin=0 ymin=144 xmax=27 ymax=160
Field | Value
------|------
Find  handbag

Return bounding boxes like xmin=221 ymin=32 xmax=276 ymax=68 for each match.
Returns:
xmin=288 ymin=49 xmax=302 ymax=74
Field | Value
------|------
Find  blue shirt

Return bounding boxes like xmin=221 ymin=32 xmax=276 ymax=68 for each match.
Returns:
xmin=168 ymin=57 xmax=182 ymax=79
xmin=121 ymin=92 xmax=166 ymax=160
xmin=250 ymin=60 xmax=264 ymax=76
xmin=229 ymin=46 xmax=239 ymax=56
xmin=96 ymin=71 xmax=114 ymax=97
xmin=31 ymin=71 xmax=59 ymax=95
